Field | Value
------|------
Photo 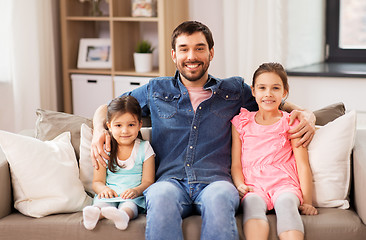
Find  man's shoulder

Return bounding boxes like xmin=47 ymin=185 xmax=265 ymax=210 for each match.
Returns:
xmin=215 ymin=76 xmax=251 ymax=92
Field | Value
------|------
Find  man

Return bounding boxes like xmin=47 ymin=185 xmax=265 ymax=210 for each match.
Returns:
xmin=91 ymin=21 xmax=315 ymax=240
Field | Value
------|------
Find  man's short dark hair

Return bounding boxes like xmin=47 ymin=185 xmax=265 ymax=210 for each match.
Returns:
xmin=171 ymin=21 xmax=214 ymax=51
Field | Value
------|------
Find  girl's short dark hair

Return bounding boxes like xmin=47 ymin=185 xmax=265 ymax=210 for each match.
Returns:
xmin=106 ymin=95 xmax=142 ymax=172
xmin=171 ymin=21 xmax=214 ymax=51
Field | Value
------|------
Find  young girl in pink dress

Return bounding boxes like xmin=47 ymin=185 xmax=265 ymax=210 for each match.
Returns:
xmin=231 ymin=63 xmax=317 ymax=240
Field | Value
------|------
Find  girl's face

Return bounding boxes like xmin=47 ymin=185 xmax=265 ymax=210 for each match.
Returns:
xmin=107 ymin=112 xmax=142 ymax=147
xmin=251 ymin=72 xmax=287 ymax=112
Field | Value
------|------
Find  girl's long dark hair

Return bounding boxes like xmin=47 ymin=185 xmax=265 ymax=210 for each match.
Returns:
xmin=106 ymin=95 xmax=142 ymax=172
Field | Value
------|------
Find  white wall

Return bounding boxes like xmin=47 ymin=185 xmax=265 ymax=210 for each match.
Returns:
xmin=287 ymin=76 xmax=366 ymax=127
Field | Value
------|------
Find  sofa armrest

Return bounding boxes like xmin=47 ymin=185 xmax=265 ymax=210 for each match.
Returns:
xmin=353 ymin=128 xmax=366 ymax=224
xmin=0 ymin=148 xmax=12 ymax=219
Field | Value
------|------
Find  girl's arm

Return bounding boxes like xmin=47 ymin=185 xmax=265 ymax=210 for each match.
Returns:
xmin=120 ymin=156 xmax=155 ymax=199
xmin=291 ymin=138 xmax=318 ymax=215
xmin=92 ymin=165 xmax=118 ymax=198
xmin=231 ymin=124 xmax=252 ymax=198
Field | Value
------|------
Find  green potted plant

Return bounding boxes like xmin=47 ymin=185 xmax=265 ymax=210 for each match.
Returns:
xmin=133 ymin=40 xmax=155 ymax=73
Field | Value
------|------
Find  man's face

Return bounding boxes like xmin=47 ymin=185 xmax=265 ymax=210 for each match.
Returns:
xmin=171 ymin=32 xmax=214 ymax=86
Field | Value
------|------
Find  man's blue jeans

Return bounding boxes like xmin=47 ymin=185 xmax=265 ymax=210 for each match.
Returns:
xmin=144 ymin=179 xmax=239 ymax=240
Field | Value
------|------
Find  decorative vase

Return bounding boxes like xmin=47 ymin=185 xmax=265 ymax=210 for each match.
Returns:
xmin=90 ymin=0 xmax=102 ymax=16
xmin=133 ymin=53 xmax=153 ymax=73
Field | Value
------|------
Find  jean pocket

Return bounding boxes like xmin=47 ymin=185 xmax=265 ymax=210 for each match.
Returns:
xmin=152 ymin=92 xmax=180 ymax=118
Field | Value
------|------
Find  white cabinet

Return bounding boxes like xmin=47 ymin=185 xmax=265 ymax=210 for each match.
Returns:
xmin=71 ymin=74 xmax=113 ymax=118
xmin=114 ymin=76 xmax=151 ymax=97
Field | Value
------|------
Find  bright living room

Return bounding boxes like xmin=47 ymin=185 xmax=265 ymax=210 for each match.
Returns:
xmin=0 ymin=1 xmax=366 ymax=239
xmin=0 ymin=0 xmax=365 ymax=133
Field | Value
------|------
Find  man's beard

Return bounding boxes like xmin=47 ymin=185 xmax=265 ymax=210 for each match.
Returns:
xmin=177 ymin=60 xmax=210 ymax=82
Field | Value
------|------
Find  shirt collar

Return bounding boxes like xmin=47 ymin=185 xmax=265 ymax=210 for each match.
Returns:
xmin=174 ymin=70 xmax=220 ymax=92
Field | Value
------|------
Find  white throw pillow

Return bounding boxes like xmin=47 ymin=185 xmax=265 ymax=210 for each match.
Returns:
xmin=0 ymin=131 xmax=92 ymax=218
xmin=79 ymin=124 xmax=95 ymax=196
xmin=308 ymin=110 xmax=356 ymax=209
xmin=79 ymin=124 xmax=152 ymax=196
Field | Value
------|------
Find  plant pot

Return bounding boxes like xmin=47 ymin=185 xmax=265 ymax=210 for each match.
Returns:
xmin=133 ymin=52 xmax=153 ymax=73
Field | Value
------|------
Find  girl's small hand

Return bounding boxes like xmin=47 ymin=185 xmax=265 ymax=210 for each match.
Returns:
xmin=299 ymin=203 xmax=318 ymax=215
xmin=98 ymin=187 xmax=118 ymax=199
xmin=237 ymin=184 xmax=253 ymax=198
xmin=120 ymin=189 xmax=139 ymax=199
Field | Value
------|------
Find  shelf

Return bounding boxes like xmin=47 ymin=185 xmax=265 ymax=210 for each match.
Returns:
xmin=60 ymin=0 xmax=188 ymax=113
xmin=68 ymin=69 xmax=112 ymax=75
xmin=66 ymin=16 xmax=110 ymax=21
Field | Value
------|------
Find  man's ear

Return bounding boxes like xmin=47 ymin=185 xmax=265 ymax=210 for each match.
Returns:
xmin=209 ymin=47 xmax=214 ymax=61
xmin=171 ymin=49 xmax=176 ymax=63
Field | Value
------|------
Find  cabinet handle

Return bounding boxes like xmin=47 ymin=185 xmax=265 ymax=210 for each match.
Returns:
xmin=130 ymin=82 xmax=140 ymax=86
xmin=87 ymin=80 xmax=97 ymax=83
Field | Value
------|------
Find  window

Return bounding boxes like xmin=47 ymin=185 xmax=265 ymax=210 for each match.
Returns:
xmin=326 ymin=0 xmax=366 ymax=62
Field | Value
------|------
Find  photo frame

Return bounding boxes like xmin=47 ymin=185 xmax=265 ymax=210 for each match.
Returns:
xmin=77 ymin=38 xmax=112 ymax=69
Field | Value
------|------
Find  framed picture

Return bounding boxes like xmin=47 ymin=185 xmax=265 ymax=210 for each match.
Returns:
xmin=77 ymin=38 xmax=112 ymax=69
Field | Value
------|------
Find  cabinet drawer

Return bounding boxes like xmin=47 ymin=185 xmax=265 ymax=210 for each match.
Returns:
xmin=114 ymin=76 xmax=150 ymax=97
xmin=71 ymin=74 xmax=113 ymax=118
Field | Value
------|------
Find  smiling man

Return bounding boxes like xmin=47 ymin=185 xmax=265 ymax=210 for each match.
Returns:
xmin=90 ymin=21 xmax=316 ymax=240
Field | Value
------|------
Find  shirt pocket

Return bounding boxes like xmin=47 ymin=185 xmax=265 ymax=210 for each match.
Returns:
xmin=210 ymin=89 xmax=241 ymax=118
xmin=152 ymin=92 xmax=180 ymax=119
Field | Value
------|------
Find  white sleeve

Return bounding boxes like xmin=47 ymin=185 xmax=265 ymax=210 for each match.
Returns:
xmin=143 ymin=140 xmax=155 ymax=162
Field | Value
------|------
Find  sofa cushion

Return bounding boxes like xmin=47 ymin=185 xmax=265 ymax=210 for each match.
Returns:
xmin=308 ymin=110 xmax=356 ymax=209
xmin=314 ymin=102 xmax=345 ymax=126
xmin=0 ymin=131 xmax=92 ymax=218
xmin=35 ymin=109 xmax=93 ymax=159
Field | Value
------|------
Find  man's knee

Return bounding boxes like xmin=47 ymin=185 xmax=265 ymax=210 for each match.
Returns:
xmin=201 ymin=181 xmax=239 ymax=207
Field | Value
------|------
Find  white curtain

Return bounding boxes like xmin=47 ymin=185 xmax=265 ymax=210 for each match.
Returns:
xmin=1 ymin=0 xmax=59 ymax=132
xmin=222 ymin=0 xmax=325 ymax=82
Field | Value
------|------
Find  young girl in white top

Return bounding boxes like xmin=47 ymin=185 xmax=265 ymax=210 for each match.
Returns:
xmin=83 ymin=96 xmax=155 ymax=230
xmin=231 ymin=63 xmax=317 ymax=240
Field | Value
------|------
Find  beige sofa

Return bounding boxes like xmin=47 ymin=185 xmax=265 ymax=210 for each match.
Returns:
xmin=0 ymin=105 xmax=366 ymax=240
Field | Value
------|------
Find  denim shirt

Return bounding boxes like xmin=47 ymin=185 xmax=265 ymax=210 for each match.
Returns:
xmin=125 ymin=71 xmax=257 ymax=184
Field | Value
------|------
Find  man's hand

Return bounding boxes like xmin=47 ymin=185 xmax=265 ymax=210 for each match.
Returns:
xmin=288 ymin=109 xmax=316 ymax=147
xmin=91 ymin=128 xmax=111 ymax=169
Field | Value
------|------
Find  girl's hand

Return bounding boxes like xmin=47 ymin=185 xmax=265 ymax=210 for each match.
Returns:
xmin=237 ymin=184 xmax=253 ymax=198
xmin=120 ymin=189 xmax=139 ymax=199
xmin=299 ymin=203 xmax=318 ymax=215
xmin=98 ymin=187 xmax=118 ymax=199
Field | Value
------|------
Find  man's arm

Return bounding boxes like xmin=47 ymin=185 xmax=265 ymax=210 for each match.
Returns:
xmin=91 ymin=104 xmax=110 ymax=169
xmin=282 ymin=101 xmax=316 ymax=147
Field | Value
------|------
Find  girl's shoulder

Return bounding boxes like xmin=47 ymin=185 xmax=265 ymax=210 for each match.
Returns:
xmin=231 ymin=108 xmax=256 ymax=130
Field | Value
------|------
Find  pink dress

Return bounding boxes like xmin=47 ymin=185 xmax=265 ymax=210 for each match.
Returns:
xmin=231 ymin=108 xmax=303 ymax=210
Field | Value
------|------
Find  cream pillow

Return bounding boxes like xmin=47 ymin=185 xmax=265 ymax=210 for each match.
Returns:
xmin=79 ymin=124 xmax=152 ymax=196
xmin=0 ymin=131 xmax=92 ymax=218
xmin=79 ymin=124 xmax=95 ymax=196
xmin=308 ymin=110 xmax=356 ymax=209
